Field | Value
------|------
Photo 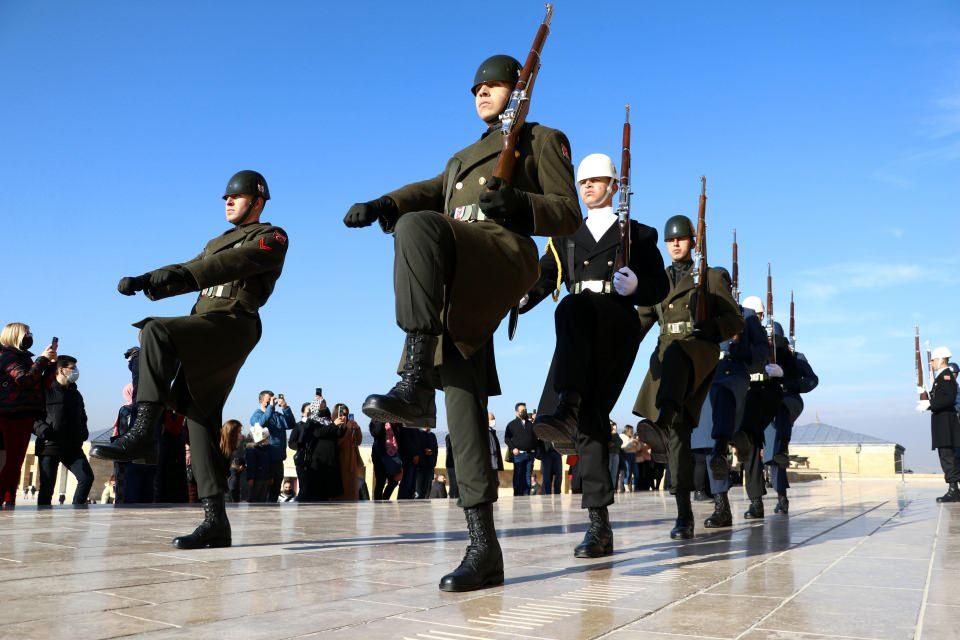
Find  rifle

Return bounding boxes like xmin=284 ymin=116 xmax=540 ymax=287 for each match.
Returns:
xmin=925 ymin=341 xmax=933 ymax=387
xmin=731 ymin=229 xmax=739 ymax=303
xmin=767 ymin=263 xmax=776 ymax=364
xmin=692 ymin=176 xmax=709 ymax=323
xmin=789 ymin=290 xmax=796 ymax=352
xmin=615 ymin=104 xmax=632 ymax=270
xmin=494 ymin=4 xmax=553 ymax=183
xmin=916 ymin=326 xmax=929 ymax=400
xmin=503 ymin=4 xmax=554 ymax=340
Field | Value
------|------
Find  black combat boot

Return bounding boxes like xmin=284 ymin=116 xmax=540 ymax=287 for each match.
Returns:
xmin=173 ymin=494 xmax=231 ymax=549
xmin=694 ymin=490 xmax=710 ymax=502
xmin=710 ymin=440 xmax=730 ymax=480
xmin=638 ymin=405 xmax=677 ymax=465
xmin=90 ymin=401 xmax=163 ymax=464
xmin=744 ymin=497 xmax=765 ymax=520
xmin=670 ymin=491 xmax=694 ymax=539
xmin=362 ymin=332 xmax=438 ymax=428
xmin=534 ymin=391 xmax=580 ymax=454
xmin=574 ymin=506 xmax=613 ymax=558
xmin=439 ymin=503 xmax=504 ymax=592
xmin=774 ymin=493 xmax=790 ymax=514
xmin=936 ymin=482 xmax=960 ymax=503
xmin=704 ymin=492 xmax=733 ymax=528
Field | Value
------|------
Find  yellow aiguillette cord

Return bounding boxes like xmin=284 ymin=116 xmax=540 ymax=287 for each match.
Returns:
xmin=545 ymin=238 xmax=562 ymax=302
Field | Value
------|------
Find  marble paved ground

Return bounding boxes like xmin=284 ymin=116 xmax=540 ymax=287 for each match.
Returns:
xmin=0 ymin=480 xmax=957 ymax=640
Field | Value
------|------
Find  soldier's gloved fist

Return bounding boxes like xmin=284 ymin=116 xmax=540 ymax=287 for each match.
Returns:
xmin=117 ymin=276 xmax=145 ymax=296
xmin=343 ymin=197 xmax=396 ymax=228
xmin=149 ymin=268 xmax=186 ymax=290
xmin=916 ymin=399 xmax=931 ymax=412
xmin=479 ymin=177 xmax=532 ymax=222
xmin=765 ymin=363 xmax=784 ymax=378
xmin=613 ymin=267 xmax=638 ymax=297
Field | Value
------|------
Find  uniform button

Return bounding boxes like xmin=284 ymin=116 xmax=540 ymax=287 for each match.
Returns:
xmin=478 ymin=177 xmax=487 ymax=186
xmin=584 ymin=260 xmax=590 ymax=265
xmin=607 ymin=261 xmax=614 ymax=266
xmin=669 ymin=303 xmax=674 ymax=309
xmin=455 ymin=182 xmax=463 ymax=190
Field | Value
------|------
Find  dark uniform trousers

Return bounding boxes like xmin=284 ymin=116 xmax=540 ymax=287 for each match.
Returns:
xmin=938 ymin=447 xmax=960 ymax=483
xmin=137 ymin=321 xmax=227 ymax=499
xmin=394 ymin=211 xmax=498 ymax=508
xmin=737 ymin=381 xmax=783 ymax=500
xmin=658 ymin=344 xmax=705 ymax=493
xmin=548 ymin=292 xmax=642 ymax=509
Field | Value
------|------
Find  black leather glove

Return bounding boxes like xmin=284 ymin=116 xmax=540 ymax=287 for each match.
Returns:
xmin=149 ymin=268 xmax=187 ymax=290
xmin=478 ymin=177 xmax=533 ymax=226
xmin=117 ymin=275 xmax=147 ymax=296
xmin=343 ymin=196 xmax=397 ymax=228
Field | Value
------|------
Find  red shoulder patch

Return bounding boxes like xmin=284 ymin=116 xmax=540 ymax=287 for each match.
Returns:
xmin=561 ymin=144 xmax=570 ymax=161
xmin=945 ymin=374 xmax=952 ymax=381
xmin=273 ymin=231 xmax=287 ymax=245
xmin=258 ymin=238 xmax=273 ymax=251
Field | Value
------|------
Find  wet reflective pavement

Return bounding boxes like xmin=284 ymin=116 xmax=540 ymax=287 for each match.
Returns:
xmin=0 ymin=480 xmax=956 ymax=639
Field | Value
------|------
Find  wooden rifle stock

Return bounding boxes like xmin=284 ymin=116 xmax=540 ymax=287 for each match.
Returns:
xmin=731 ymin=229 xmax=739 ymax=303
xmin=694 ymin=176 xmax=709 ymax=323
xmin=616 ymin=104 xmax=632 ymax=269
xmin=492 ymin=4 xmax=553 ymax=183
xmin=789 ymin=290 xmax=796 ymax=351
xmin=916 ymin=326 xmax=929 ymax=400
xmin=767 ymin=263 xmax=776 ymax=365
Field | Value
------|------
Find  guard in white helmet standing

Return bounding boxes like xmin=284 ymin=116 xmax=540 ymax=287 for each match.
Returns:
xmin=917 ymin=346 xmax=960 ymax=502
xmin=521 ymin=153 xmax=669 ymax=557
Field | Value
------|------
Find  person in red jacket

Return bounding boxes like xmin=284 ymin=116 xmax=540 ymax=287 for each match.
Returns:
xmin=0 ymin=322 xmax=57 ymax=507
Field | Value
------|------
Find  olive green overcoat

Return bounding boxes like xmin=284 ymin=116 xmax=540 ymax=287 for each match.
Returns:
xmin=381 ymin=122 xmax=581 ymax=368
xmin=134 ymin=222 xmax=288 ymax=423
xmin=633 ymin=266 xmax=744 ymax=423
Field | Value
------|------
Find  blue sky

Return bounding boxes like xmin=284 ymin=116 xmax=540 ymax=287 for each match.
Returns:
xmin=2 ymin=2 xmax=957 ymax=471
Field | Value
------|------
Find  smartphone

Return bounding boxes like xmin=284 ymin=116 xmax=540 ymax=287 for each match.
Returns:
xmin=52 ymin=337 xmax=59 ymax=349
xmin=278 ymin=394 xmax=284 ymax=400
xmin=348 ymin=413 xmax=354 ymax=421
xmin=315 ymin=387 xmax=323 ymax=397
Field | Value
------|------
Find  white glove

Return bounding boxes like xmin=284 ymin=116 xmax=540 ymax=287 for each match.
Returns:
xmin=916 ymin=399 xmax=930 ymax=412
xmin=765 ymin=363 xmax=784 ymax=378
xmin=613 ymin=267 xmax=638 ymax=297
xmin=916 ymin=386 xmax=927 ymax=396
xmin=519 ymin=294 xmax=529 ymax=309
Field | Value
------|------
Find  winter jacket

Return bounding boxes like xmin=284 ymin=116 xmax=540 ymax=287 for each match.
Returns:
xmin=0 ymin=346 xmax=56 ymax=419
xmin=250 ymin=403 xmax=295 ymax=463
xmin=33 ymin=381 xmax=88 ymax=457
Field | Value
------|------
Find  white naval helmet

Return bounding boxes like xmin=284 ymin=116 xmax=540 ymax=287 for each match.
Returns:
xmin=576 ymin=153 xmax=618 ymax=184
xmin=742 ymin=295 xmax=764 ymax=315
xmin=932 ymin=346 xmax=953 ymax=360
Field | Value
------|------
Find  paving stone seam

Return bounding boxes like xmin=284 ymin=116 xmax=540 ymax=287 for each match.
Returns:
xmin=913 ymin=502 xmax=944 ymax=640
xmin=110 ymin=610 xmax=182 ymax=629
xmin=592 ymin=499 xmax=895 ymax=640
xmin=732 ymin=498 xmax=913 ymax=640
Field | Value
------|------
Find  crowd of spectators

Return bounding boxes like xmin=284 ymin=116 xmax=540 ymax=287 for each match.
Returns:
xmin=0 ymin=321 xmax=671 ymax=508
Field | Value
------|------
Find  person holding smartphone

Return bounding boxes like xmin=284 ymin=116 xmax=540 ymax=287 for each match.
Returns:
xmin=332 ymin=403 xmax=364 ymax=501
xmin=0 ymin=323 xmax=57 ymax=507
xmin=250 ymin=390 xmax=296 ymax=503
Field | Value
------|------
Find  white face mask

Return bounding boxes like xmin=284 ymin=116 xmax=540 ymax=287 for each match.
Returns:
xmin=488 ymin=420 xmax=496 ymax=428
xmin=65 ymin=368 xmax=79 ymax=383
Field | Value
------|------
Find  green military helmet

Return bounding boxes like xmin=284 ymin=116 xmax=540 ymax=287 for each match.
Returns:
xmin=664 ymin=214 xmax=695 ymax=241
xmin=223 ymin=170 xmax=270 ymax=201
xmin=471 ymin=54 xmax=521 ymax=95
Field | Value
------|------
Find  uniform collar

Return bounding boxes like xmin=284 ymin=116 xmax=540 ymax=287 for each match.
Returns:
xmin=584 ymin=206 xmax=617 ymax=242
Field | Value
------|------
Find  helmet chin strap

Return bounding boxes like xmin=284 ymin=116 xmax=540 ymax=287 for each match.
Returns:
xmin=233 ymin=197 xmax=260 ymax=226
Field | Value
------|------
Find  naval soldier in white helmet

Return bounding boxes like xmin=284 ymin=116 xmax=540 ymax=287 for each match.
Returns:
xmin=521 ymin=152 xmax=669 ymax=557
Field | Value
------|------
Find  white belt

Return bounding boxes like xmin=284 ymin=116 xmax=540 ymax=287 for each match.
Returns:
xmin=573 ymin=280 xmax=612 ymax=294
xmin=749 ymin=373 xmax=769 ymax=382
